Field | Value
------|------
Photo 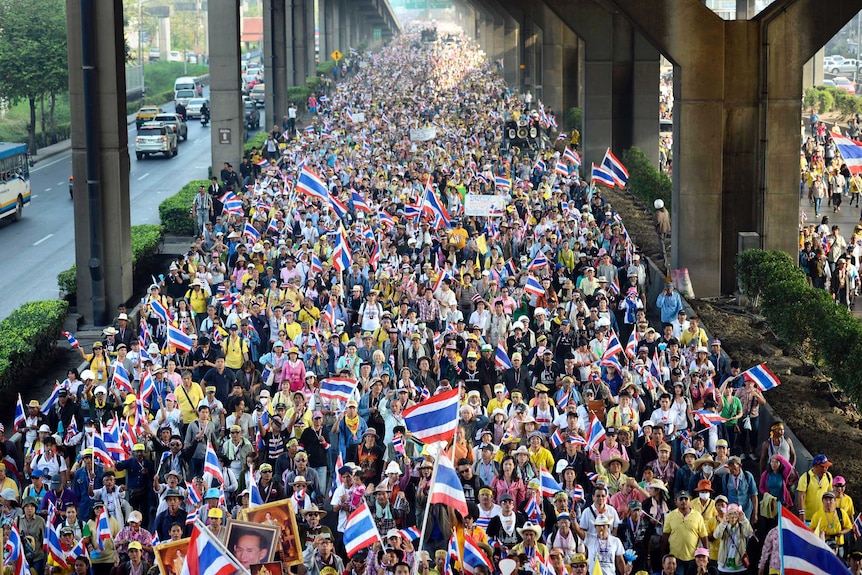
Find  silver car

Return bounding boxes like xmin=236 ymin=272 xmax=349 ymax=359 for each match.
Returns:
xmin=152 ymin=113 xmax=188 ymax=141
xmin=174 ymin=88 xmax=196 ymax=108
xmin=186 ymin=98 xmax=209 ymax=119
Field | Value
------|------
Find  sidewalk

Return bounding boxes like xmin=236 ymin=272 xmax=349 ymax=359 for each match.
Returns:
xmin=30 ymin=111 xmax=138 ymax=165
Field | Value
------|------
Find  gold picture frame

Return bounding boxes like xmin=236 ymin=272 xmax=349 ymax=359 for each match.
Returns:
xmin=251 ymin=562 xmax=285 ymax=575
xmin=238 ymin=500 xmax=303 ymax=567
xmin=153 ymin=537 xmax=191 ymax=575
xmin=224 ymin=519 xmax=281 ymax=572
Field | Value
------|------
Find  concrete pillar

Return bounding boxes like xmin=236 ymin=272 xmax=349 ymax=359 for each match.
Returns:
xmin=293 ymin=0 xmax=309 ymax=84
xmin=159 ymin=17 xmax=171 ymax=61
xmin=609 ymin=0 xmax=859 ymax=296
xmin=306 ymin=0 xmax=317 ymax=75
xmin=540 ymin=4 xmax=565 ymax=114
xmin=503 ymin=15 xmax=520 ymax=89
xmin=67 ymin=0 xmax=132 ymax=324
xmin=803 ymin=47 xmax=825 ymax=89
xmin=208 ymin=1 xmax=244 ymax=170
xmin=493 ymin=17 xmax=505 ymax=64
xmin=736 ymin=0 xmax=756 ymax=20
xmin=323 ymin=0 xmax=335 ymax=63
xmin=264 ymin=0 xmax=288 ymax=130
xmin=522 ymin=16 xmax=542 ymax=99
xmin=337 ymin=0 xmax=348 ymax=53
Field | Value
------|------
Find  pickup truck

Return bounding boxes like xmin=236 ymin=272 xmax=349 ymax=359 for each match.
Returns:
xmin=153 ymin=113 xmax=188 ymax=141
xmin=827 ymin=58 xmax=859 ymax=76
xmin=250 ymin=84 xmax=266 ymax=107
xmin=135 ymin=122 xmax=178 ymax=160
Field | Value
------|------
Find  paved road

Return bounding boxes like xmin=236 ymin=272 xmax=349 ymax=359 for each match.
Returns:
xmin=0 ymin=98 xmax=265 ymax=319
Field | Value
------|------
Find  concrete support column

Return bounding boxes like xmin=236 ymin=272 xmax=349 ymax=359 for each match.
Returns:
xmin=736 ymin=0 xmax=756 ymax=20
xmin=503 ymin=15 xmax=520 ymax=89
xmin=306 ymin=0 xmax=317 ymax=74
xmin=292 ymin=0 xmax=309 ymax=84
xmin=522 ymin=16 xmax=542 ymax=101
xmin=803 ymin=47 xmax=825 ymax=89
xmin=323 ymin=0 xmax=335 ymax=62
xmin=159 ymin=18 xmax=171 ymax=61
xmin=539 ymin=4 xmax=565 ymax=114
xmin=208 ymin=1 xmax=244 ymax=170
xmin=492 ymin=17 xmax=505 ymax=64
xmin=264 ymin=0 xmax=288 ymax=129
xmin=67 ymin=0 xmax=132 ymax=324
xmin=337 ymin=0 xmax=349 ymax=54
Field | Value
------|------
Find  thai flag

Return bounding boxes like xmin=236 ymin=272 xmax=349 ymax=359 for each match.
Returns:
xmin=248 ymin=472 xmax=264 ymax=507
xmin=392 ymin=432 xmax=405 ymax=455
xmin=343 ymin=502 xmax=383 ymax=558
xmin=742 ymin=363 xmax=781 ymax=391
xmin=69 ymin=537 xmax=88 ymax=561
xmin=305 ymin=125 xmax=316 ymax=133
xmin=525 ymin=492 xmax=541 ymax=524
xmin=5 ymin=522 xmax=29 ymax=575
xmin=524 ymin=275 xmax=545 ymax=297
xmin=534 ymin=159 xmax=546 ymax=173
xmin=555 ymin=161 xmax=569 ymax=176
xmin=112 ymin=363 xmax=133 ymax=394
xmin=363 ymin=142 xmax=373 ymax=154
xmin=429 ymin=451 xmax=468 ymax=517
xmin=203 ymin=443 xmax=224 ymax=486
xmin=185 ymin=507 xmax=197 ymax=526
xmin=540 ymin=467 xmax=562 ymax=497
xmin=495 ymin=176 xmax=512 ymax=190
xmin=555 ymin=388 xmax=569 ymax=409
xmin=403 ymin=387 xmax=461 ymax=444
xmin=423 ymin=185 xmax=452 ymax=228
xmin=243 ymin=222 xmax=260 ymax=242
xmin=62 ymin=331 xmax=80 ymax=348
xmin=96 ymin=505 xmax=112 ymax=551
xmin=601 ymin=355 xmax=624 ymax=373
xmin=398 ymin=526 xmax=421 ymax=542
xmin=476 ymin=173 xmax=489 ymax=186
xmin=853 ymin=512 xmax=862 ymax=537
xmin=591 ymin=163 xmax=616 ymax=187
xmin=601 ymin=148 xmax=630 ymax=188
xmin=351 ymin=190 xmax=372 ymax=213
xmin=830 ymin=131 xmax=862 ymax=174
xmin=139 ymin=371 xmax=156 ymax=407
xmin=255 ymin=158 xmax=269 ymax=167
xmin=320 ymin=377 xmax=358 ymax=403
xmin=64 ymin=418 xmax=79 ymax=444
xmin=46 ymin=524 xmax=67 ymax=569
xmin=267 ymin=218 xmax=279 ymax=234
xmin=149 ymin=299 xmax=172 ymax=324
xmin=694 ymin=410 xmax=728 ymax=427
xmin=328 ymin=194 xmax=349 ymax=219
xmin=609 ymin=277 xmax=621 ymax=296
xmin=779 ymin=504 xmax=852 ymax=575
xmin=495 ymin=341 xmax=512 ymax=369
xmin=549 ymin=428 xmax=565 ymax=449
xmin=563 ymin=147 xmax=581 ymax=167
xmin=167 ymin=324 xmax=193 ymax=353
xmin=309 ymin=253 xmax=323 ymax=275
xmin=625 ymin=330 xmax=639 ymax=359
xmin=220 ymin=192 xmax=244 ymax=216
xmin=186 ymin=481 xmax=202 ymax=507
xmin=604 ymin=332 xmax=624 ymax=359
xmin=556 ymin=133 xmax=567 ymax=142
xmin=462 ymin=534 xmax=494 ymax=575
xmin=332 ymin=224 xmax=352 ymax=273
xmin=548 ymin=115 xmax=558 ymax=129
xmin=296 ymin=166 xmax=331 ymax=202
xmin=403 ymin=204 xmax=423 ymax=219
xmin=14 ymin=394 xmax=25 ymax=432
xmin=469 ymin=134 xmax=479 ymax=147
xmin=528 ymin=251 xmax=548 ymax=271
xmin=379 ymin=212 xmax=395 ymax=228
xmin=504 ymin=259 xmax=517 ymax=278
xmin=180 ymin=520 xmax=246 ymax=575
xmin=419 ymin=386 xmax=431 ymax=401
xmin=586 ymin=471 xmax=599 ymax=484
xmin=585 ymin=414 xmax=607 ymax=453
xmin=572 ymin=484 xmax=585 ymax=501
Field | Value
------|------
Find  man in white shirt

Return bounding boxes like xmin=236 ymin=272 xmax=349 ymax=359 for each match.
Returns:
xmin=670 ymin=310 xmax=689 ymax=339
xmin=329 ymin=465 xmax=357 ymax=531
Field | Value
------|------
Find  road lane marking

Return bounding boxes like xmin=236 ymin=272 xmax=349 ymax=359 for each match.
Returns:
xmin=194 ymin=138 xmax=203 ymax=144
xmin=56 ymin=182 xmax=64 ymax=186
xmin=44 ymin=188 xmax=51 ymax=192
xmin=30 ymin=154 xmax=71 ymax=172
xmin=31 ymin=195 xmax=38 ymax=199
xmin=33 ymin=234 xmax=54 ymax=246
xmin=138 ymin=172 xmax=150 ymax=181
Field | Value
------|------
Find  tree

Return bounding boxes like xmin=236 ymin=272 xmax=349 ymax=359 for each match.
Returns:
xmin=0 ymin=0 xmax=67 ymax=153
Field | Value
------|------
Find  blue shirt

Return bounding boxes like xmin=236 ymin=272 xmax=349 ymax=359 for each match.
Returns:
xmin=655 ymin=290 xmax=684 ymax=324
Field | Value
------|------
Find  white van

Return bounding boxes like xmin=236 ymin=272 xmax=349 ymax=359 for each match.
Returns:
xmin=173 ymin=76 xmax=202 ymax=99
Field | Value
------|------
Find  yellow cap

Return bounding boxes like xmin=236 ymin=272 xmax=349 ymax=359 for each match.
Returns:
xmin=208 ymin=507 xmax=223 ymax=519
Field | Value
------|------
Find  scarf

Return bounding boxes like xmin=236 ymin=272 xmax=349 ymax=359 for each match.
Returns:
xmin=375 ymin=500 xmax=393 ymax=520
xmin=344 ymin=413 xmax=361 ymax=438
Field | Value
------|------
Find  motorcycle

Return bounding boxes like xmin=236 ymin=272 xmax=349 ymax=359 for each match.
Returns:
xmin=200 ymin=110 xmax=210 ymax=127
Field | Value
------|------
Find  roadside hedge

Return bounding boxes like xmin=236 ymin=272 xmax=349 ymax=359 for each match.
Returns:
xmin=736 ymin=249 xmax=862 ymax=404
xmin=245 ymin=132 xmax=268 ymax=155
xmin=0 ymin=300 xmax=68 ymax=392
xmin=158 ymin=179 xmax=209 ymax=235
xmin=623 ymin=146 xmax=672 ymax=211
xmin=286 ymin=86 xmax=312 ymax=106
xmin=57 ymin=224 xmax=165 ymax=297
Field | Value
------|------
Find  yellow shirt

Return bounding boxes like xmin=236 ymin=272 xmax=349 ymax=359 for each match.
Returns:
xmin=679 ymin=327 xmax=708 ymax=348
xmin=663 ymin=508 xmax=707 ymax=562
xmin=285 ymin=322 xmax=302 ymax=341
xmin=837 ymin=494 xmax=856 ymax=519
xmin=691 ymin=497 xmax=717 ymax=523
xmin=450 ymin=228 xmax=468 ymax=250
xmin=85 ymin=353 xmax=110 ymax=385
xmin=605 ymin=406 xmax=640 ymax=429
xmin=223 ymin=335 xmax=248 ymax=370
xmin=529 ymin=447 xmax=555 ymax=472
xmin=487 ymin=398 xmax=511 ymax=414
xmin=809 ymin=508 xmax=852 ymax=546
xmin=798 ymin=469 xmax=833 ymax=517
xmin=0 ymin=477 xmax=18 ymax=498
xmin=186 ymin=288 xmax=209 ymax=314
xmin=175 ymin=382 xmax=205 ymax=424
xmin=298 ymin=306 xmax=321 ymax=326
xmin=285 ymin=407 xmax=314 ymax=439
xmin=705 ymin=513 xmax=723 ymax=561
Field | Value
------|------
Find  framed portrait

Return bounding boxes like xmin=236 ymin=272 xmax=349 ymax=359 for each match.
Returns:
xmin=250 ymin=562 xmax=285 ymax=575
xmin=153 ymin=537 xmax=191 ymax=575
xmin=225 ymin=520 xmax=280 ymax=573
xmin=238 ymin=500 xmax=303 ymax=566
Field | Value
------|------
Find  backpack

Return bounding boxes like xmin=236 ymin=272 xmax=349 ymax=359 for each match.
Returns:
xmin=816 ymin=258 xmax=826 ymax=278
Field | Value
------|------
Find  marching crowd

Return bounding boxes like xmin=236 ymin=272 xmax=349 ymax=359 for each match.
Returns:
xmin=6 ymin=23 xmax=859 ymax=575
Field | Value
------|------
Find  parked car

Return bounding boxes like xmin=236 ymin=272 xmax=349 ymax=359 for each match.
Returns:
xmin=135 ymin=105 xmax=163 ymax=129
xmin=135 ymin=122 xmax=178 ymax=159
xmin=168 ymin=50 xmax=183 ymax=62
xmin=153 ymin=113 xmax=188 ymax=141
xmin=824 ymin=55 xmax=846 ymax=69
xmin=245 ymin=98 xmax=260 ymax=130
xmin=828 ymin=58 xmax=859 ymax=76
xmin=834 ymin=76 xmax=856 ymax=95
xmin=186 ymin=98 xmax=209 ymax=119
xmin=174 ymin=89 xmax=196 ymax=108
xmin=148 ymin=48 xmax=160 ymax=62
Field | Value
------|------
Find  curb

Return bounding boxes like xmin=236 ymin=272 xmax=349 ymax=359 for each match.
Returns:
xmin=31 ymin=113 xmax=138 ymax=165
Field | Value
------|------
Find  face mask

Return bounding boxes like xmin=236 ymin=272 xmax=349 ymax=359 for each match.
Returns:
xmin=716 ymin=505 xmax=726 ymax=514
xmin=702 ymin=465 xmax=713 ymax=474
xmin=699 ymin=492 xmax=709 ymax=501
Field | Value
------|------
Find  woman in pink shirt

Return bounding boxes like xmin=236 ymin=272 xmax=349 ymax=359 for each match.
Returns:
xmin=491 ymin=456 xmax=526 ymax=508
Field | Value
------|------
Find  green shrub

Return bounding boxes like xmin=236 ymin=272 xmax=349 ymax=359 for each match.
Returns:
xmin=622 ymin=146 xmax=672 ymax=211
xmin=0 ymin=300 xmax=68 ymax=391
xmin=306 ymin=76 xmax=321 ymax=90
xmin=159 ymin=179 xmax=209 ymax=235
xmin=803 ymin=87 xmax=820 ymax=110
xmin=57 ymin=265 xmax=77 ymax=296
xmin=316 ymin=61 xmax=336 ymax=75
xmin=286 ymin=86 xmax=311 ymax=105
xmin=817 ymin=89 xmax=834 ymax=114
xmin=735 ymin=249 xmax=862 ymax=404
xmin=244 ymin=131 xmax=268 ymax=155
xmin=563 ymin=108 xmax=582 ymax=134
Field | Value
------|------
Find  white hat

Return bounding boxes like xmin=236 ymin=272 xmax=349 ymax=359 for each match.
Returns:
xmin=596 ymin=317 xmax=611 ymax=327
xmin=94 ymin=385 xmax=107 ymax=396
xmin=534 ymin=307 xmax=546 ymax=316
xmin=80 ymin=370 xmax=95 ymax=381
xmin=147 ymin=343 xmax=161 ymax=355
xmin=384 ymin=461 xmax=402 ymax=476
xmin=654 ymin=199 xmax=665 ymax=210
xmin=117 ymin=313 xmax=129 ymax=321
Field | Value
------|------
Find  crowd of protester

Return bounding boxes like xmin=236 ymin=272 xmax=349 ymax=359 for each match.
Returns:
xmin=7 ymin=24 xmax=861 ymax=575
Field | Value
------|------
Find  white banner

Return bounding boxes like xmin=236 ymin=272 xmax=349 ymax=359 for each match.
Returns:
xmin=464 ymin=194 xmax=508 ymax=216
xmin=409 ymin=127 xmax=437 ymax=142
xmin=351 ymin=112 xmax=366 ymax=123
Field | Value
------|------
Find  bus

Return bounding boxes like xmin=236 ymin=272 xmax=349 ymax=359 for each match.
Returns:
xmin=0 ymin=143 xmax=31 ymax=222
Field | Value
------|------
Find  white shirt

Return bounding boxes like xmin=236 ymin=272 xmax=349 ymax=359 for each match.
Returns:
xmin=330 ymin=484 xmax=351 ymax=531
xmin=583 ymin=533 xmax=624 ymax=575
xmin=578 ymin=505 xmax=621 ymax=535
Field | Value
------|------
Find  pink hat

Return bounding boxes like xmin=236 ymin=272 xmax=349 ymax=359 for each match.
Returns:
xmin=312 ymin=411 xmax=324 ymax=419
xmin=694 ymin=548 xmax=709 ymax=557
xmin=833 ymin=475 xmax=847 ymax=486
xmin=166 ymin=393 xmax=177 ymax=402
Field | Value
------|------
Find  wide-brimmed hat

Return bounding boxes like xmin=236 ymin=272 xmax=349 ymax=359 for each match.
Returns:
xmin=604 ymin=456 xmax=630 ymax=474
xmin=693 ymin=454 xmax=715 ymax=471
xmin=646 ymin=480 xmax=668 ymax=493
xmin=693 ymin=479 xmax=713 ymax=493
xmin=517 ymin=522 xmax=542 ymax=537
xmin=301 ymin=504 xmax=327 ymax=519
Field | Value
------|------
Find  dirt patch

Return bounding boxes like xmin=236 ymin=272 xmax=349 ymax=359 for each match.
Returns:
xmin=609 ymin=189 xmax=862 ymax=505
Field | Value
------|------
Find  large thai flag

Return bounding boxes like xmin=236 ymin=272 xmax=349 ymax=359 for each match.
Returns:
xmin=180 ymin=521 xmax=246 ymax=575
xmin=149 ymin=299 xmax=172 ymax=324
xmin=591 ymin=163 xmax=616 ymax=187
xmin=296 ymin=166 xmax=330 ymax=202
xmin=96 ymin=505 xmax=112 ymax=551
xmin=585 ymin=414 xmax=606 ymax=453
xmin=351 ymin=190 xmax=372 ymax=213
xmin=601 ymin=148 xmax=630 ymax=188
xmin=528 ymin=251 xmax=548 ymax=271
xmin=328 ymin=194 xmax=349 ymax=219
xmin=243 ymin=222 xmax=260 ymax=242
xmin=495 ymin=176 xmax=512 ymax=190
xmin=555 ymin=161 xmax=569 ymax=176
xmin=112 ymin=363 xmax=134 ymax=394
xmin=831 ymin=132 xmax=862 ymax=174
xmin=539 ymin=467 xmax=562 ymax=497
xmin=423 ymin=184 xmax=452 ymax=229
xmin=524 ymin=275 xmax=545 ymax=297
xmin=603 ymin=332 xmax=624 ymax=359
xmin=320 ymin=378 xmax=358 ymax=403
xmin=5 ymin=522 xmax=30 ymax=575
xmin=167 ymin=324 xmax=193 ymax=353
xmin=462 ymin=534 xmax=494 ymax=575
xmin=46 ymin=524 xmax=66 ymax=569
xmin=429 ymin=452 xmax=468 ymax=517
xmin=563 ymin=147 xmax=581 ymax=167
xmin=343 ymin=502 xmax=383 ymax=558
xmin=742 ymin=363 xmax=781 ymax=391
xmin=203 ymin=443 xmax=224 ymax=486
xmin=780 ymin=504 xmax=852 ymax=575
xmin=332 ymin=225 xmax=352 ymax=273
xmin=495 ymin=340 xmax=512 ymax=370
xmin=403 ymin=387 xmax=460 ymax=444
xmin=14 ymin=394 xmax=25 ymax=432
